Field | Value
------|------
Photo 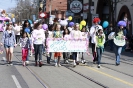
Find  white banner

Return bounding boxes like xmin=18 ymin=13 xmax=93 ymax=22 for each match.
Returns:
xmin=46 ymin=38 xmax=89 ymax=52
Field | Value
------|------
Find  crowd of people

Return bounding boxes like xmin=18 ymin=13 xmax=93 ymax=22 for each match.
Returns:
xmin=0 ymin=16 xmax=130 ymax=68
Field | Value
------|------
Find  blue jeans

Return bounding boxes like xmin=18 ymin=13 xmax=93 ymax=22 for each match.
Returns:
xmin=34 ymin=44 xmax=43 ymax=61
xmin=42 ymin=45 xmax=45 ymax=54
xmin=96 ymin=47 xmax=103 ymax=65
xmin=114 ymin=45 xmax=122 ymax=64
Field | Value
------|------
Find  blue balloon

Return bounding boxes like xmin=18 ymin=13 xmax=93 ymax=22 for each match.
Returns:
xmin=102 ymin=21 xmax=109 ymax=28
xmin=24 ymin=28 xmax=30 ymax=33
xmin=28 ymin=20 xmax=32 ymax=24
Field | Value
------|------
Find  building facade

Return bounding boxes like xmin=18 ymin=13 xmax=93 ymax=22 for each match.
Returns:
xmin=83 ymin=0 xmax=133 ymax=35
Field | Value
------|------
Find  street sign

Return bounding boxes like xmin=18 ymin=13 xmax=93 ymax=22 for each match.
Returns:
xmin=70 ymin=0 xmax=83 ymax=13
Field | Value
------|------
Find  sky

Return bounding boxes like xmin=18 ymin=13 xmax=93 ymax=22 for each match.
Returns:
xmin=0 ymin=0 xmax=17 ymax=11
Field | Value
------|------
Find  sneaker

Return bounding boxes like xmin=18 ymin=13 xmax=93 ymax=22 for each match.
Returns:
xmin=74 ymin=62 xmax=76 ymax=67
xmin=58 ymin=64 xmax=61 ymax=67
xmin=81 ymin=60 xmax=84 ymax=64
xmin=25 ymin=61 xmax=29 ymax=65
xmin=66 ymin=60 xmax=69 ymax=64
xmin=23 ymin=62 xmax=26 ymax=66
xmin=9 ymin=62 xmax=13 ymax=66
xmin=55 ymin=63 xmax=57 ymax=67
xmin=97 ymin=65 xmax=100 ymax=68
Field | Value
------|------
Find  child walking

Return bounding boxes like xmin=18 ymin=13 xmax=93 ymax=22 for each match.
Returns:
xmin=53 ymin=23 xmax=63 ymax=67
xmin=18 ymin=32 xmax=31 ymax=66
xmin=63 ymin=28 xmax=70 ymax=64
xmin=96 ymin=29 xmax=105 ymax=68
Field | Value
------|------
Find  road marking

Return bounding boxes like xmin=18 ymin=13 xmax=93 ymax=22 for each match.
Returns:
xmin=12 ymin=75 xmax=22 ymax=88
xmin=86 ymin=66 xmax=133 ymax=87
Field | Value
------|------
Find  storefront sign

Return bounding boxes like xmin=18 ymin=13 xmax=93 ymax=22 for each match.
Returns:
xmin=83 ymin=3 xmax=89 ymax=12
xmin=70 ymin=1 xmax=83 ymax=13
xmin=46 ymin=38 xmax=89 ymax=52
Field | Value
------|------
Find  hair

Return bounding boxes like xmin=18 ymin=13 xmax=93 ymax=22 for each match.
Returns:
xmin=63 ymin=28 xmax=70 ymax=37
xmin=74 ymin=23 xmax=80 ymax=30
xmin=81 ymin=26 xmax=87 ymax=32
xmin=54 ymin=23 xmax=61 ymax=31
xmin=96 ymin=29 xmax=103 ymax=36
xmin=61 ymin=25 xmax=68 ymax=31
xmin=33 ymin=22 xmax=41 ymax=29
xmin=23 ymin=20 xmax=31 ymax=27
xmin=6 ymin=23 xmax=12 ymax=30
xmin=21 ymin=32 xmax=27 ymax=38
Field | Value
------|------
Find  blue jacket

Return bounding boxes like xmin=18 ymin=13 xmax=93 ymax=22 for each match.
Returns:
xmin=1 ymin=30 xmax=16 ymax=46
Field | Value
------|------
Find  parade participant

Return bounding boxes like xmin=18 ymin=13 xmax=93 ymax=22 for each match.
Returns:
xmin=68 ymin=22 xmax=75 ymax=32
xmin=31 ymin=22 xmax=45 ymax=67
xmin=22 ymin=20 xmax=33 ymax=60
xmin=63 ymin=28 xmax=70 ymax=64
xmin=14 ymin=22 xmax=21 ymax=44
xmin=70 ymin=23 xmax=82 ymax=67
xmin=45 ymin=24 xmax=53 ymax=64
xmin=53 ymin=23 xmax=63 ymax=67
xmin=81 ymin=26 xmax=88 ymax=64
xmin=113 ymin=21 xmax=126 ymax=66
xmin=0 ymin=23 xmax=16 ymax=65
xmin=96 ymin=29 xmax=105 ymax=68
xmin=90 ymin=17 xmax=102 ymax=64
xmin=18 ymin=32 xmax=31 ymax=66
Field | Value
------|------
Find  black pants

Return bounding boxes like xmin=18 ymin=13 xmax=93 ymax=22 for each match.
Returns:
xmin=34 ymin=44 xmax=43 ymax=61
xmin=63 ymin=52 xmax=69 ymax=61
xmin=72 ymin=52 xmax=77 ymax=60
xmin=92 ymin=43 xmax=97 ymax=62
xmin=47 ymin=52 xmax=52 ymax=63
xmin=16 ymin=35 xmax=20 ymax=43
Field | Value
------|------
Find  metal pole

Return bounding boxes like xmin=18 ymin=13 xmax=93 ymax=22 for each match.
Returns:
xmin=49 ymin=0 xmax=52 ymax=16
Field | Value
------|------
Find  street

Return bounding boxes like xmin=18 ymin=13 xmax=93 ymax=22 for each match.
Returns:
xmin=0 ymin=33 xmax=133 ymax=88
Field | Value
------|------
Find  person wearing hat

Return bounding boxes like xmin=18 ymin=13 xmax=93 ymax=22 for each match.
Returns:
xmin=90 ymin=17 xmax=102 ymax=64
xmin=113 ymin=21 xmax=126 ymax=66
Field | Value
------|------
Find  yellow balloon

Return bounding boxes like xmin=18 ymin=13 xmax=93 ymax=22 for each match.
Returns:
xmin=68 ymin=16 xmax=72 ymax=21
xmin=80 ymin=20 xmax=86 ymax=26
xmin=80 ymin=24 xmax=82 ymax=30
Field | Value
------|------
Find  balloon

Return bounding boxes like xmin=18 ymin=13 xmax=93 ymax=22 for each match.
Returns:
xmin=42 ymin=24 xmax=48 ymax=30
xmin=59 ymin=20 xmax=68 ymax=26
xmin=117 ymin=21 xmax=126 ymax=27
xmin=69 ymin=22 xmax=74 ymax=27
xmin=28 ymin=20 xmax=32 ymax=24
xmin=80 ymin=24 xmax=83 ymax=30
xmin=68 ymin=16 xmax=72 ymax=21
xmin=102 ymin=21 xmax=109 ymax=28
xmin=80 ymin=20 xmax=86 ymax=26
xmin=24 ymin=28 xmax=30 ymax=33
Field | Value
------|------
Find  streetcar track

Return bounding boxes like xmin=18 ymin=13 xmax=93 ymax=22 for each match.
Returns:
xmin=62 ymin=65 xmax=109 ymax=88
xmin=14 ymin=55 xmax=49 ymax=88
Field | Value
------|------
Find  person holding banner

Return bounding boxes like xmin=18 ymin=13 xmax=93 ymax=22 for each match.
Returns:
xmin=90 ymin=17 xmax=102 ymax=64
xmin=70 ymin=23 xmax=82 ymax=67
xmin=96 ymin=29 xmax=105 ymax=68
xmin=63 ymin=28 xmax=71 ymax=64
xmin=113 ymin=21 xmax=126 ymax=66
xmin=81 ymin=26 xmax=88 ymax=64
xmin=53 ymin=23 xmax=63 ymax=67
xmin=31 ymin=22 xmax=45 ymax=67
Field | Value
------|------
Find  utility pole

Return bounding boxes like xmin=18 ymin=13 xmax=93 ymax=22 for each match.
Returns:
xmin=88 ymin=0 xmax=92 ymax=27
